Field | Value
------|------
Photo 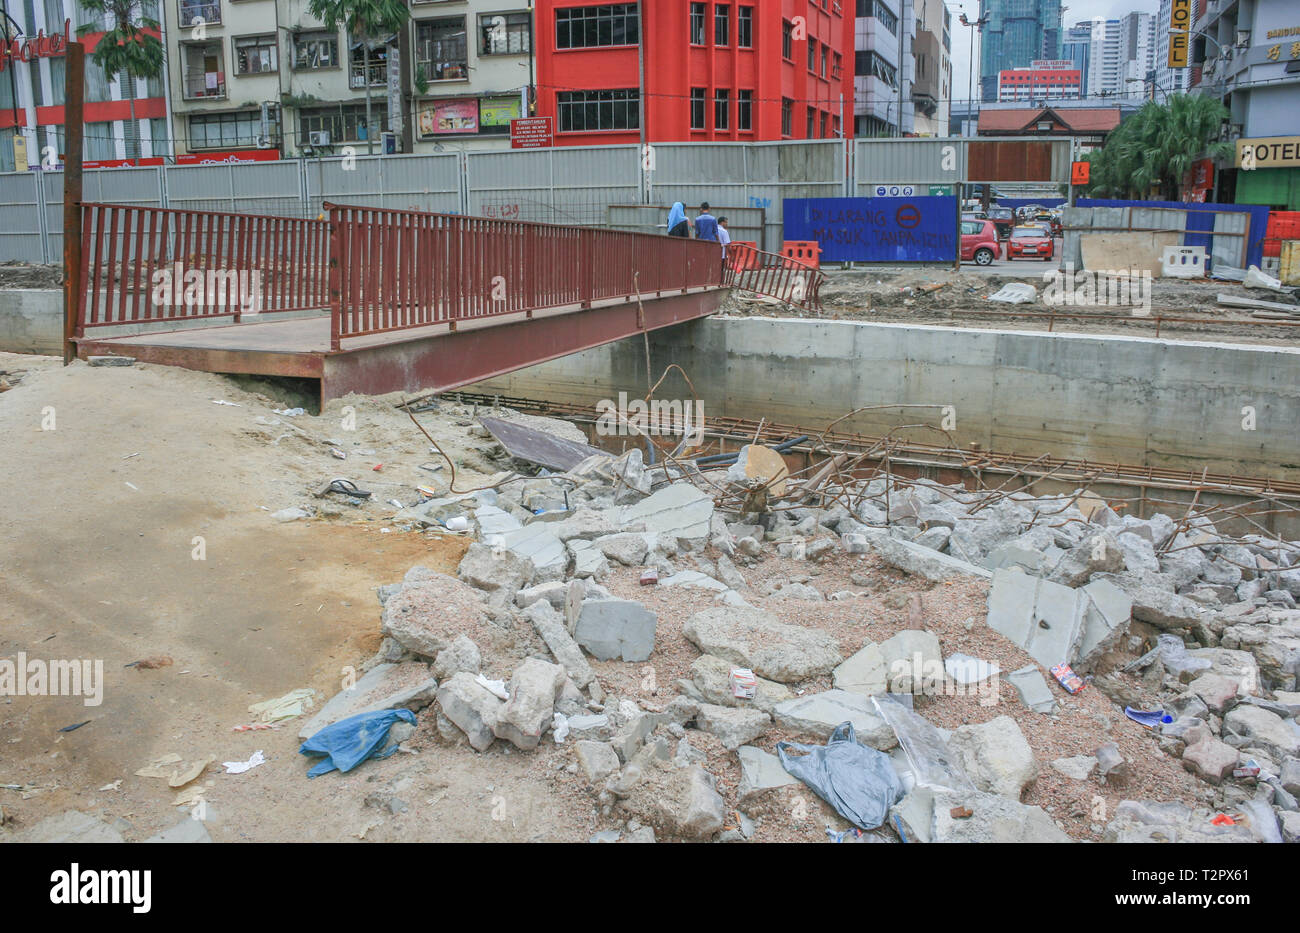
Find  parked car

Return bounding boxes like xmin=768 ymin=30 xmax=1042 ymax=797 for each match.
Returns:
xmin=987 ymin=206 xmax=1015 ymax=239
xmin=1007 ymin=225 xmax=1054 ymax=261
xmin=960 ymin=219 xmax=1000 ymax=265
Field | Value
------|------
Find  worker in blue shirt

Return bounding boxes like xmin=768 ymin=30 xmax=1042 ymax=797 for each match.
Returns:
xmin=694 ymin=203 xmax=719 ymax=242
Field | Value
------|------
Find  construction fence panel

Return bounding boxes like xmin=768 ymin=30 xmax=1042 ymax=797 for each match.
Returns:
xmin=465 ymin=145 xmax=640 ymax=227
xmin=164 ymin=161 xmax=303 ymax=217
xmin=649 ymin=140 xmax=845 ymax=250
xmin=40 ymin=166 xmax=166 ymax=264
xmin=304 ymin=153 xmax=462 ymax=219
xmin=0 ymin=172 xmax=44 ymax=263
xmin=854 ymin=138 xmax=967 ymax=189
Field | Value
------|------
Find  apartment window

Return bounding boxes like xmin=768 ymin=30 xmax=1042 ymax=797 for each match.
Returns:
xmin=714 ymin=88 xmax=729 ymax=130
xmin=349 ymin=42 xmax=387 ymax=88
xmin=806 ymin=106 xmax=815 ymax=137
xmin=556 ymin=89 xmax=639 ymax=132
xmin=178 ymin=0 xmax=219 ymax=26
xmin=820 ymin=111 xmax=828 ymax=137
xmin=821 ymin=44 xmax=828 ymax=78
xmin=690 ymin=87 xmax=706 ymax=129
xmin=832 ymin=51 xmax=842 ymax=79
xmin=416 ymin=17 xmax=469 ymax=81
xmin=299 ymin=101 xmax=388 ymax=145
xmin=781 ymin=97 xmax=792 ymax=135
xmin=189 ymin=111 xmax=265 ymax=149
xmin=737 ymin=6 xmax=753 ymax=47
xmin=737 ymin=89 xmax=752 ymax=130
xmin=293 ymin=32 xmax=339 ymax=70
xmin=781 ymin=20 xmax=792 ymax=59
xmin=234 ymin=35 xmax=278 ymax=75
xmin=858 ymin=0 xmax=898 ymax=36
xmin=856 ymin=50 xmax=897 ymax=87
xmin=181 ymin=42 xmax=225 ymax=100
xmin=690 ymin=3 xmax=706 ymax=45
xmin=556 ymin=4 xmax=639 ymax=49
xmin=807 ymin=38 xmax=816 ymax=71
xmin=715 ymin=4 xmax=729 ymax=45
xmin=480 ymin=12 xmax=531 ymax=54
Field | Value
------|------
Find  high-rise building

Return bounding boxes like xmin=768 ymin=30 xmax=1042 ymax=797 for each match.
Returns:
xmin=1062 ymin=21 xmax=1095 ymax=91
xmin=1152 ymin=0 xmax=1190 ymax=98
xmin=855 ymin=0 xmax=914 ymax=136
xmin=1076 ymin=13 xmax=1157 ymax=101
xmin=1 ymin=0 xmax=173 ymax=171
xmin=978 ymin=0 xmax=1063 ymax=103
xmin=910 ymin=0 xmax=952 ymax=135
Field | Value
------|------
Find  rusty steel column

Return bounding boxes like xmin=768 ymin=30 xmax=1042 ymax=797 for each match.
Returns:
xmin=62 ymin=40 xmax=85 ymax=365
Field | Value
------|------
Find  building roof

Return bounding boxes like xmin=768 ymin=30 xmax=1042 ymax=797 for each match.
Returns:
xmin=977 ymin=107 xmax=1122 ymax=134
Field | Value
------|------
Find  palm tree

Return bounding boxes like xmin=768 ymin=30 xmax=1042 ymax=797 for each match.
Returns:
xmin=1084 ymin=94 xmax=1233 ymax=200
xmin=78 ymin=0 xmax=164 ymax=163
xmin=306 ymin=0 xmax=409 ymax=155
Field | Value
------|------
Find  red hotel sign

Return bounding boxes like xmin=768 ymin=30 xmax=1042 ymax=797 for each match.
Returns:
xmin=0 ymin=19 xmax=71 ymax=73
xmin=510 ymin=117 xmax=553 ymax=149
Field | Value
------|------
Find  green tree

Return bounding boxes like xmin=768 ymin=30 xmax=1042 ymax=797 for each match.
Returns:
xmin=306 ymin=0 xmax=409 ymax=155
xmin=1084 ymin=94 xmax=1233 ymax=200
xmin=77 ymin=0 xmax=164 ymax=163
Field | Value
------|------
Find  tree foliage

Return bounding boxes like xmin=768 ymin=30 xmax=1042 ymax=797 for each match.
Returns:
xmin=306 ymin=0 xmax=409 ymax=39
xmin=77 ymin=0 xmax=164 ymax=85
xmin=1084 ymin=94 xmax=1234 ymax=200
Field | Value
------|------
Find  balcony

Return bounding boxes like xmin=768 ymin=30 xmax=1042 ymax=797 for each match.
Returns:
xmin=349 ymin=59 xmax=387 ymax=88
xmin=183 ymin=70 xmax=226 ymax=100
xmin=178 ymin=0 xmax=220 ymax=26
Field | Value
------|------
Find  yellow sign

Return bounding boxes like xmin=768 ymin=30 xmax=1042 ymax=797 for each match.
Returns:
xmin=1236 ymin=136 xmax=1300 ymax=169
xmin=12 ymin=135 xmax=27 ymax=172
xmin=1266 ymin=26 xmax=1300 ymax=39
xmin=1168 ymin=0 xmax=1191 ymax=68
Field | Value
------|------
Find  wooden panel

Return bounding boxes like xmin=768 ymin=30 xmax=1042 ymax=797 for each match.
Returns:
xmin=968 ymin=141 xmax=1054 ymax=182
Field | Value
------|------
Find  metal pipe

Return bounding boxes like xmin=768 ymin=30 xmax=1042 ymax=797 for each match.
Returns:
xmin=62 ymin=39 xmax=84 ymax=365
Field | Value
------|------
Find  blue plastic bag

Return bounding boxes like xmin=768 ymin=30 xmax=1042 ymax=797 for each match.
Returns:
xmin=777 ymin=721 xmax=904 ymax=830
xmin=299 ymin=708 xmax=416 ymax=778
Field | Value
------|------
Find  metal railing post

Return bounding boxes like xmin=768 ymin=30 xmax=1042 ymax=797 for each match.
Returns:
xmin=327 ymin=203 xmax=342 ymax=350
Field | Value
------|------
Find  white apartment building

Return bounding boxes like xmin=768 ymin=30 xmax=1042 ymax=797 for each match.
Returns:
xmin=1079 ymin=12 xmax=1157 ymax=101
xmin=1153 ymin=0 xmax=1190 ymax=97
xmin=161 ymin=0 xmax=534 ymax=159
xmin=854 ymin=0 xmax=916 ymax=135
xmin=910 ymin=0 xmax=951 ymax=135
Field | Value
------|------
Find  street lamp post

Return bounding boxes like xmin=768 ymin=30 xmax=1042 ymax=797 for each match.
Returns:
xmin=958 ymin=10 xmax=989 ymax=136
xmin=1127 ymin=72 xmax=1170 ymax=102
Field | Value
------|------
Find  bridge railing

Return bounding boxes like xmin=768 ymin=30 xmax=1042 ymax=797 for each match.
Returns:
xmin=325 ymin=202 xmax=731 ymax=348
xmin=77 ymin=202 xmax=330 ymax=332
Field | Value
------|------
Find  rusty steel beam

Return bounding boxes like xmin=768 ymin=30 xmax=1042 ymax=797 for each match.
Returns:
xmin=62 ymin=40 xmax=84 ymax=365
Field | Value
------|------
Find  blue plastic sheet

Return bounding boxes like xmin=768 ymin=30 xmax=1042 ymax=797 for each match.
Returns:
xmin=299 ymin=708 xmax=416 ymax=778
xmin=777 ymin=722 xmax=904 ymax=830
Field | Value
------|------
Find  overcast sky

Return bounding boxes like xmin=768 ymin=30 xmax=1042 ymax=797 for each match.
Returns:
xmin=947 ymin=0 xmax=1163 ymax=104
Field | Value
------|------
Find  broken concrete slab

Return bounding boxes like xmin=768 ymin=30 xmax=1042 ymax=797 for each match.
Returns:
xmin=986 ymin=569 xmax=1131 ymax=671
xmin=857 ymin=527 xmax=993 ymax=582
xmin=889 ymin=787 xmax=1071 ymax=843
xmin=298 ymin=662 xmax=438 ymax=739
xmin=683 ymin=606 xmax=843 ymax=683
xmin=618 ymin=483 xmax=714 ymax=547
xmin=592 ymin=532 xmax=650 ymax=566
xmin=19 ymin=810 xmax=125 ymax=843
xmin=495 ymin=658 xmax=566 ymax=750
xmin=144 ymin=817 xmax=212 ymax=843
xmin=573 ymin=598 xmax=658 ymax=662
xmin=436 ymin=672 xmax=506 ymax=752
xmin=947 ymin=715 xmax=1038 ymax=800
xmin=524 ymin=599 xmax=595 ymax=687
xmin=1181 ymin=738 xmax=1239 ymax=785
xmin=697 ymin=704 xmax=771 ymax=750
xmin=380 ymin=573 xmax=489 ymax=658
xmin=1051 ymin=755 xmax=1098 ymax=780
xmin=833 ymin=630 xmax=943 ymax=696
xmin=1007 ymin=665 xmax=1056 ymax=714
xmin=496 ymin=523 xmax=568 ymax=582
xmin=1222 ymin=704 xmax=1300 ymax=758
xmin=575 ymin=740 xmax=620 ymax=783
xmin=685 ymin=654 xmax=793 ymax=713
xmin=478 ymin=415 xmax=605 ymax=471
xmin=772 ymin=689 xmax=897 ymax=750
xmin=567 ymin=538 xmax=611 ymax=579
xmin=1101 ymin=799 xmax=1259 ymax=843
xmin=736 ymin=745 xmax=800 ymax=802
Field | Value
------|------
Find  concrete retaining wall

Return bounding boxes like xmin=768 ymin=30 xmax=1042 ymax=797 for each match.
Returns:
xmin=0 ymin=289 xmax=63 ymax=355
xmin=472 ymin=316 xmax=1300 ymax=484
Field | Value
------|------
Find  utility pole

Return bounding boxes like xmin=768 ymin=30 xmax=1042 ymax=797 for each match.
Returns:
xmin=62 ymin=39 xmax=84 ymax=366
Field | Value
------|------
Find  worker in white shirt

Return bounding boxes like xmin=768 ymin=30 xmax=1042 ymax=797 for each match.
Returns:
xmin=716 ymin=216 xmax=731 ymax=260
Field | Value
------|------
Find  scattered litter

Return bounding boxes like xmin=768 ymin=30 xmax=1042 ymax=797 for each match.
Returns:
xmin=329 ymin=448 xmax=346 ymax=460
xmin=1210 ymin=813 xmax=1236 ymax=826
xmin=124 ymin=482 xmax=138 ymax=491
xmin=777 ymin=722 xmax=904 ymax=831
xmin=552 ymin=712 xmax=570 ymax=744
xmin=1050 ymin=663 xmax=1085 ymax=694
xmin=233 ymin=723 xmax=277 ymax=732
xmin=373 ymin=463 xmax=384 ymax=472
xmin=223 ymin=750 xmax=267 ymax=774
xmin=873 ymin=696 xmax=978 ymax=796
xmin=1123 ymin=707 xmax=1172 ymax=729
xmin=1210 ymin=264 xmax=1246 ymax=282
xmin=417 ymin=463 xmax=444 ymax=473
xmin=730 ymin=668 xmax=757 ymax=699
xmin=1243 ymin=265 xmax=1282 ymax=290
xmin=299 ymin=709 xmax=415 ymax=777
xmin=248 ymin=688 xmax=316 ymax=724
xmin=1232 ymin=761 xmax=1261 ymax=780
xmin=272 ymin=507 xmax=310 ymax=522
xmin=640 ymin=569 xmax=659 ymax=586
xmin=136 ymin=753 xmax=215 ymax=788
xmin=58 ymin=721 xmax=90 ymax=733
xmin=950 ymin=805 xmax=973 ymax=819
xmin=273 ymin=407 xmax=305 ymax=416
xmin=987 ymin=282 xmax=1037 ymax=304
xmin=826 ymin=826 xmax=868 ymax=842
xmin=98 ymin=780 xmax=122 ymax=791
xmin=121 ymin=452 xmax=139 ymax=460
xmin=210 ymin=400 xmax=241 ymax=407
xmin=476 ymin=674 xmax=509 ymax=700
xmin=315 ymin=478 xmax=372 ymax=499
xmin=445 ymin=516 xmax=470 ymax=531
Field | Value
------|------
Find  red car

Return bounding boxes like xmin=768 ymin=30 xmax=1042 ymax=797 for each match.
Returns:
xmin=960 ymin=219 xmax=1000 ymax=266
xmin=1007 ymin=225 xmax=1054 ymax=261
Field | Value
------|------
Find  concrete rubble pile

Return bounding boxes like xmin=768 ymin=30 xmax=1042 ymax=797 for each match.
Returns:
xmin=320 ymin=404 xmax=1300 ymax=843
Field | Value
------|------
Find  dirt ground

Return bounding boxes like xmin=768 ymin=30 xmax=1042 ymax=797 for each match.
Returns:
xmin=0 ymin=350 xmax=1210 ymax=843
xmin=733 ymin=267 xmax=1300 ymax=346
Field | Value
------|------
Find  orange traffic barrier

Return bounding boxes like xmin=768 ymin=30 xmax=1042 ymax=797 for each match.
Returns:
xmin=728 ymin=241 xmax=760 ymax=271
xmin=781 ymin=240 xmax=822 ymax=269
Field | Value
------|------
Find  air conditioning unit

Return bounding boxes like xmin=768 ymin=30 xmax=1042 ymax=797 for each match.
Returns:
xmin=309 ymin=130 xmax=331 ymax=147
xmin=255 ymin=135 xmax=272 ymax=149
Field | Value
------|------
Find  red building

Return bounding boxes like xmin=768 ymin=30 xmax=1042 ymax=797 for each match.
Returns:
xmin=996 ymin=63 xmax=1083 ymax=104
xmin=533 ymin=1 xmax=854 ymax=145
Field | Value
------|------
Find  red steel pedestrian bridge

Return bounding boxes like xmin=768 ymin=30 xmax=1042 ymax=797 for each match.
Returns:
xmin=72 ymin=202 xmax=820 ymax=402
